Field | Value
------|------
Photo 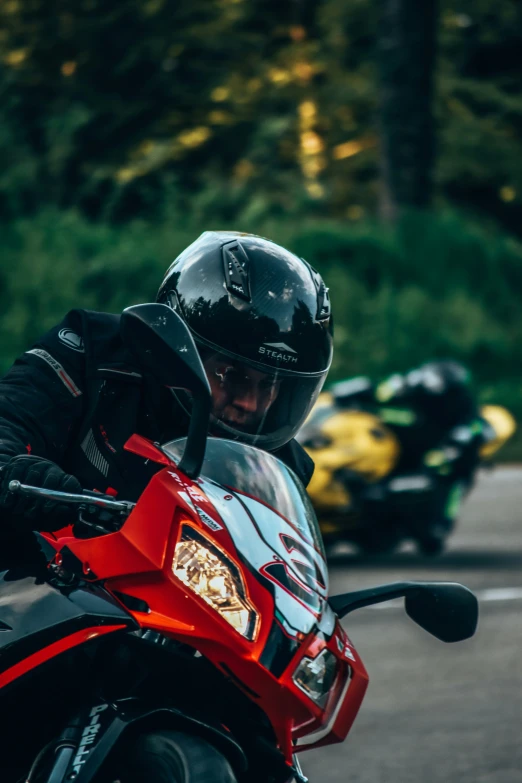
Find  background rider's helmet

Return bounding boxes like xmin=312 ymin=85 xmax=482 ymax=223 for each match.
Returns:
xmin=156 ymin=231 xmax=334 ymax=451
xmin=404 ymin=359 xmax=475 ymax=427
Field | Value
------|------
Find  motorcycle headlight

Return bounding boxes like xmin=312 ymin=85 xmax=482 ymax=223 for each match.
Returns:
xmin=293 ymin=648 xmax=338 ymax=708
xmin=172 ymin=525 xmax=258 ymax=641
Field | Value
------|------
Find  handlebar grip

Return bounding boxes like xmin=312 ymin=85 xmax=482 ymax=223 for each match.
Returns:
xmin=7 ymin=480 xmax=135 ymax=514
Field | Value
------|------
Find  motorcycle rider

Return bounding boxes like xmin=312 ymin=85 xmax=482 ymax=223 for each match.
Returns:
xmin=0 ymin=231 xmax=333 ymax=569
xmin=329 ymin=360 xmax=484 ymax=550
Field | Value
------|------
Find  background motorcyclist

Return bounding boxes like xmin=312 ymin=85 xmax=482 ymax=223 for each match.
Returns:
xmin=0 ymin=231 xmax=333 ymax=568
xmin=329 ymin=360 xmax=484 ymax=549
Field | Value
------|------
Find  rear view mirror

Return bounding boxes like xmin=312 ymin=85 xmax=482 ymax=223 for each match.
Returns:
xmin=120 ymin=303 xmax=212 ymax=479
xmin=405 ymin=582 xmax=478 ymax=643
xmin=329 ymin=581 xmax=478 ymax=643
xmin=120 ymin=303 xmax=210 ymax=395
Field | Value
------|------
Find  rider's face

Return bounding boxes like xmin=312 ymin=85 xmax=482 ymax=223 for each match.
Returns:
xmin=204 ymin=355 xmax=281 ymax=433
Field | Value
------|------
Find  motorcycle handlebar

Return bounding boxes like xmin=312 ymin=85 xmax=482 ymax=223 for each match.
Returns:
xmin=8 ymin=480 xmax=135 ymax=516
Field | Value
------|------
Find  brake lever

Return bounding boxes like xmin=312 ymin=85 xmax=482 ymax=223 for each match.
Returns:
xmin=8 ymin=480 xmax=135 ymax=515
xmin=8 ymin=480 xmax=135 ymax=538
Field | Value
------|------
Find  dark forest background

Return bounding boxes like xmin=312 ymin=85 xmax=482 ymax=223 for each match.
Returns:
xmin=1 ymin=0 xmax=522 ymax=442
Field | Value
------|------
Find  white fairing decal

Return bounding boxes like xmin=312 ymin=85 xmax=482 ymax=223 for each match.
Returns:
xmin=199 ymin=480 xmax=329 ymax=638
xmin=239 ymin=494 xmax=327 ymax=597
xmin=317 ymin=602 xmax=337 ymax=638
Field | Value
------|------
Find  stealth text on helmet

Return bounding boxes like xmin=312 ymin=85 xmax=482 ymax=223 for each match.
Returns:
xmin=259 ymin=342 xmax=298 ymax=364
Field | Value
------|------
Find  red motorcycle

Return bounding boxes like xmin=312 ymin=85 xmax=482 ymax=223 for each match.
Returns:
xmin=0 ymin=304 xmax=478 ymax=783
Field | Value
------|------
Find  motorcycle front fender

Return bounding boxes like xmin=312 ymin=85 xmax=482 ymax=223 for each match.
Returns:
xmin=68 ymin=697 xmax=248 ymax=783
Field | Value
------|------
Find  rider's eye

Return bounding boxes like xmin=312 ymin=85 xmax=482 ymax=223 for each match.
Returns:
xmin=222 ymin=369 xmax=251 ymax=391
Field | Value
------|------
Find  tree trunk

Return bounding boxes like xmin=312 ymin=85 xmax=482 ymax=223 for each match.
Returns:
xmin=377 ymin=0 xmax=438 ymax=221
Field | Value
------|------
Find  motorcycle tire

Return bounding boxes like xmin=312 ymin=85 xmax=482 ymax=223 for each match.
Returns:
xmin=106 ymin=730 xmax=238 ymax=783
xmin=417 ymin=530 xmax=446 ymax=557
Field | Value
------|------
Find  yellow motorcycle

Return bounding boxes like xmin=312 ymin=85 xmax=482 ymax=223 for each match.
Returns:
xmin=298 ymin=393 xmax=516 ymax=555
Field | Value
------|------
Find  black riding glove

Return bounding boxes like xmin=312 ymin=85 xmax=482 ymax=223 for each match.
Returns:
xmin=0 ymin=455 xmax=82 ymax=531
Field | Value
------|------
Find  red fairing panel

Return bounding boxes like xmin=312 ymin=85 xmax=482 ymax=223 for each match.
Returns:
xmin=48 ymin=437 xmax=369 ymax=761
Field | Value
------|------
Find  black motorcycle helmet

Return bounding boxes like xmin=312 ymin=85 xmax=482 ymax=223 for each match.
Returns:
xmin=405 ymin=360 xmax=475 ymax=428
xmin=157 ymin=231 xmax=334 ymax=451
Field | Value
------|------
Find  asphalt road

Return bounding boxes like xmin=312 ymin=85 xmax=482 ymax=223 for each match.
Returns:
xmin=299 ymin=466 xmax=522 ymax=783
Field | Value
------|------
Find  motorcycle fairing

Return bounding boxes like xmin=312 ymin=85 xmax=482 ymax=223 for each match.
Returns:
xmin=45 ymin=438 xmax=369 ymax=759
xmin=198 ymin=480 xmax=328 ymax=639
xmin=259 ymin=618 xmax=301 ymax=677
xmin=479 ymin=404 xmax=517 ymax=459
xmin=161 ymin=437 xmax=330 ymax=638
xmin=0 ymin=572 xmax=136 ymax=688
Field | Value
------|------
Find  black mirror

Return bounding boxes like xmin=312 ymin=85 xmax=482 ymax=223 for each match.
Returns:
xmin=120 ymin=303 xmax=212 ymax=479
xmin=404 ymin=582 xmax=478 ymax=643
xmin=329 ymin=581 xmax=478 ymax=643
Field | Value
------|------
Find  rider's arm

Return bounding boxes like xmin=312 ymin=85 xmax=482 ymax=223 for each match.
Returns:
xmin=0 ymin=310 xmax=87 ymax=469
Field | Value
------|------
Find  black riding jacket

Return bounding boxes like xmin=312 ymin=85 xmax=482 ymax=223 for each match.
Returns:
xmin=0 ymin=309 xmax=314 ymax=561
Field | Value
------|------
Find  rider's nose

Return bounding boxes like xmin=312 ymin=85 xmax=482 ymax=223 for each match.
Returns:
xmin=233 ymin=388 xmax=258 ymax=413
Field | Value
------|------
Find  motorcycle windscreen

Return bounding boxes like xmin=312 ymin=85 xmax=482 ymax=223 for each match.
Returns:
xmin=164 ymin=437 xmax=324 ymax=554
xmin=162 ymin=437 xmax=330 ymax=638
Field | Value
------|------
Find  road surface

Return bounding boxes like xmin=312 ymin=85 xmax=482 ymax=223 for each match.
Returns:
xmin=299 ymin=467 xmax=522 ymax=783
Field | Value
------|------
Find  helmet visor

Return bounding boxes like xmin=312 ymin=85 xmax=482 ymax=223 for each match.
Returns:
xmin=199 ymin=350 xmax=328 ymax=451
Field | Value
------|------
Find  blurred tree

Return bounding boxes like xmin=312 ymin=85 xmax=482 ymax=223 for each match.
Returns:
xmin=0 ymin=0 xmax=380 ymax=222
xmin=0 ymin=0 xmax=521 ymax=231
xmin=376 ymin=0 xmax=438 ymax=221
xmin=438 ymin=0 xmax=522 ymax=236
xmin=0 ymin=0 xmax=266 ymax=217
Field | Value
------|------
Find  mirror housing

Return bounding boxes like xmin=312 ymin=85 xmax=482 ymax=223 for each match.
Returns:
xmin=120 ymin=303 xmax=212 ymax=479
xmin=329 ymin=581 xmax=478 ymax=643
xmin=404 ymin=582 xmax=478 ymax=643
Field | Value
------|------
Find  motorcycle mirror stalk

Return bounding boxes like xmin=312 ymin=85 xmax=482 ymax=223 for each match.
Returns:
xmin=120 ymin=303 xmax=212 ymax=479
xmin=329 ymin=581 xmax=478 ymax=643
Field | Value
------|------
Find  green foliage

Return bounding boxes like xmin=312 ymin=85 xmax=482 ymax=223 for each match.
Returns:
xmin=438 ymin=0 xmax=522 ymax=233
xmin=0 ymin=209 xmax=197 ymax=367
xmin=1 ymin=0 xmax=520 ymax=228
xmin=0 ymin=0 xmax=521 ymax=455
xmin=1 ymin=206 xmax=521 ymax=424
xmin=292 ymin=210 xmax=522 ymax=382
